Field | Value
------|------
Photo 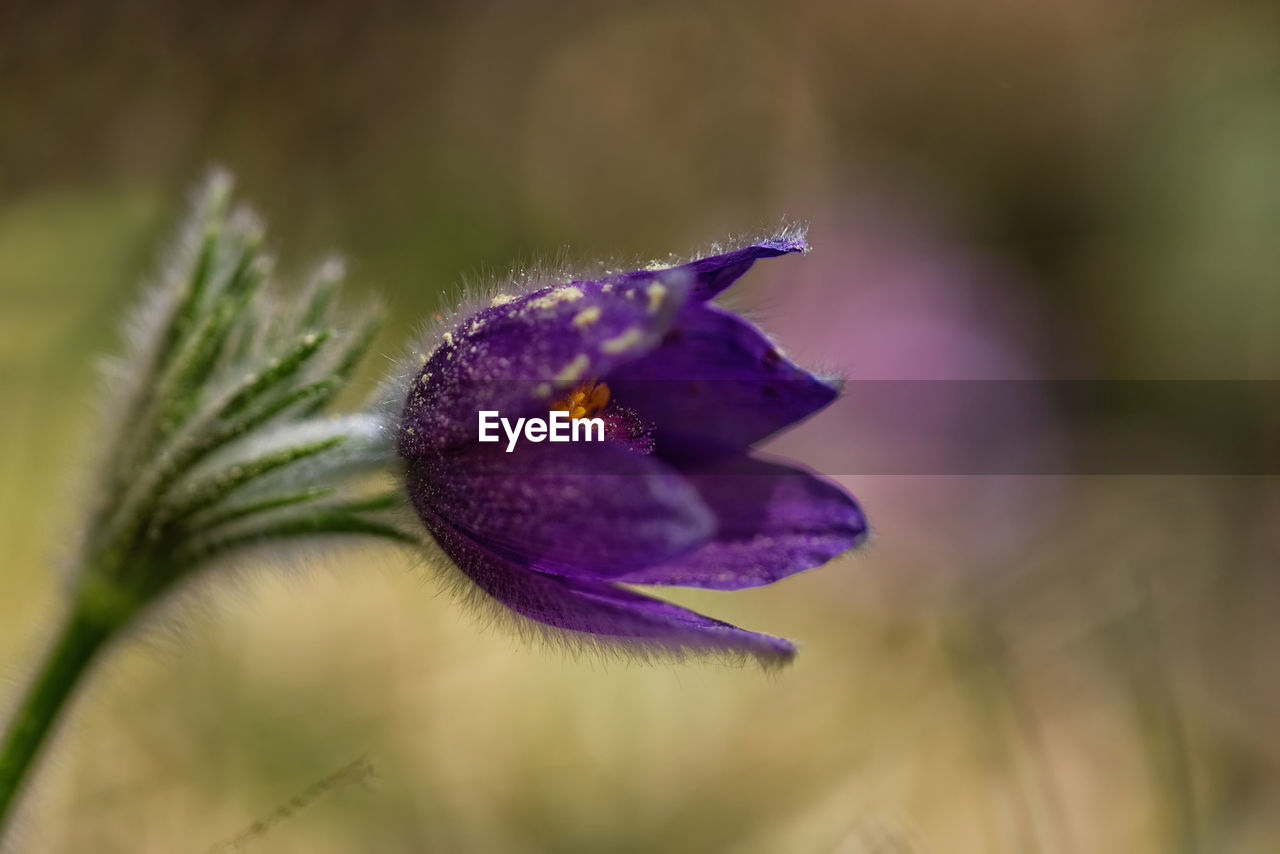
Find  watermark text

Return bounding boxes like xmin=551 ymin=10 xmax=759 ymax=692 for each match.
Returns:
xmin=479 ymin=410 xmax=605 ymax=452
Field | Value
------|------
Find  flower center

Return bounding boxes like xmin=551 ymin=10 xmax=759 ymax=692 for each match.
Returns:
xmin=550 ymin=380 xmax=611 ymax=419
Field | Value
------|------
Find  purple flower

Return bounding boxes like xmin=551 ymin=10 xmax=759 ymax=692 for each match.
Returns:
xmin=397 ymin=236 xmax=866 ymax=666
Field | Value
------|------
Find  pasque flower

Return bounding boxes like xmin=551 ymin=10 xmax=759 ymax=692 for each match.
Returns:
xmin=0 ymin=176 xmax=865 ymax=842
xmin=397 ymin=237 xmax=867 ymax=666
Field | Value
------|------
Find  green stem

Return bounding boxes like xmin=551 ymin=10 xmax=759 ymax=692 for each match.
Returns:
xmin=0 ymin=607 xmax=115 ymax=835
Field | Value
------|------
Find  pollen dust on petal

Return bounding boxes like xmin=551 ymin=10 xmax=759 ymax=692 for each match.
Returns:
xmin=646 ymin=282 xmax=667 ymax=314
xmin=490 ymin=293 xmax=516 ymax=306
xmin=527 ymin=286 xmax=584 ymax=311
xmin=572 ymin=306 xmax=601 ymax=328
xmin=555 ymin=354 xmax=591 ymax=384
xmin=600 ymin=328 xmax=644 ymax=354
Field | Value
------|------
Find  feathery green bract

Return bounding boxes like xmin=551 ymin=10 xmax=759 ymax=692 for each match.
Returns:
xmin=299 ymin=260 xmax=343 ymax=332
xmin=75 ymin=171 xmax=414 ymax=612
xmin=0 ymin=173 xmax=423 ymax=839
xmin=298 ymin=311 xmax=381 ymax=416
xmin=194 ymin=487 xmax=338 ymax=530
xmin=164 ymin=435 xmax=349 ymax=521
xmin=178 ymin=513 xmax=418 ymax=565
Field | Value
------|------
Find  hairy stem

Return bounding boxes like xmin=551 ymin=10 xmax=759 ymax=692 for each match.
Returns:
xmin=0 ymin=607 xmax=117 ymax=837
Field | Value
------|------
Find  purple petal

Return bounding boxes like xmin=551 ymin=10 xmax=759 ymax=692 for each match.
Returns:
xmin=605 ymin=302 xmax=838 ymax=463
xmin=423 ymin=508 xmax=797 ymax=666
xmin=618 ymin=456 xmax=867 ymax=589
xmin=399 ymin=270 xmax=691 ymax=457
xmin=405 ymin=440 xmax=714 ymax=578
xmin=659 ymin=236 xmax=807 ymax=301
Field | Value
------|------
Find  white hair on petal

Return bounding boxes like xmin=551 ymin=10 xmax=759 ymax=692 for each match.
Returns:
xmin=370 ymin=220 xmax=810 ymax=422
xmin=397 ymin=523 xmax=795 ymax=671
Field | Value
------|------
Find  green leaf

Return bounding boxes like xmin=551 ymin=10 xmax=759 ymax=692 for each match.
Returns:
xmin=179 ymin=512 xmax=417 ymax=564
xmin=163 ymin=435 xmax=348 ymax=522
xmin=329 ymin=491 xmax=406 ymax=514
xmin=222 ymin=328 xmax=333 ymax=418
xmin=193 ymin=487 xmax=337 ymax=530
xmin=299 ymin=312 xmax=381 ymax=416
xmin=298 ymin=259 xmax=344 ymax=332
xmin=154 ymin=176 xmax=231 ymax=368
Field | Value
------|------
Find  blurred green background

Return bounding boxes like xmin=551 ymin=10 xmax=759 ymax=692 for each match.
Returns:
xmin=2 ymin=2 xmax=1279 ymax=852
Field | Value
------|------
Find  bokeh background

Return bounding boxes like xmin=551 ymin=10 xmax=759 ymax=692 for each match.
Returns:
xmin=3 ymin=1 xmax=1279 ymax=851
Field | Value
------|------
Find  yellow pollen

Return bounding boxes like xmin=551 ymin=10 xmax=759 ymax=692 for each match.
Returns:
xmin=600 ymin=327 xmax=644 ymax=353
xmin=573 ymin=306 xmax=601 ymax=327
xmin=550 ymin=380 xmax=610 ymax=418
xmin=646 ymin=282 xmax=667 ymax=313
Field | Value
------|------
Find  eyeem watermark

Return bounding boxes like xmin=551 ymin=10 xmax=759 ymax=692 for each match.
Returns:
xmin=479 ymin=410 xmax=605 ymax=452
